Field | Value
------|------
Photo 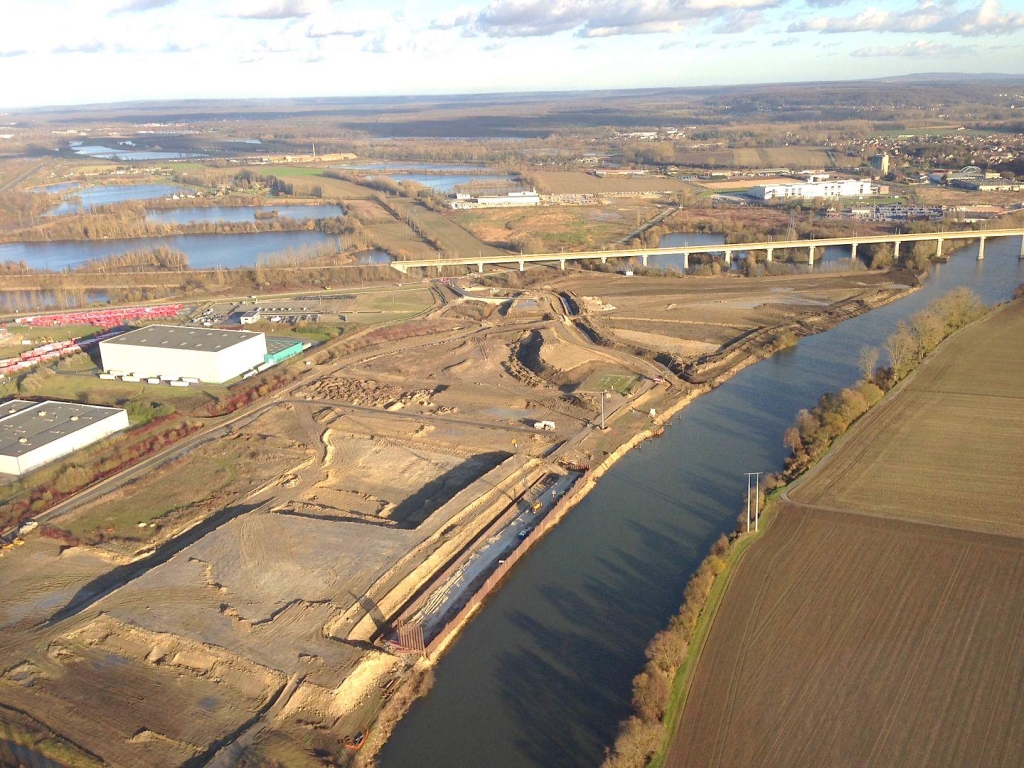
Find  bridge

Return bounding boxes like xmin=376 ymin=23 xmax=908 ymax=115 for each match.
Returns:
xmin=390 ymin=228 xmax=1024 ymax=274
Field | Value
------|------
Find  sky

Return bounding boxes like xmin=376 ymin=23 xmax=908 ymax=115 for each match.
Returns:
xmin=1 ymin=0 xmax=1023 ymax=108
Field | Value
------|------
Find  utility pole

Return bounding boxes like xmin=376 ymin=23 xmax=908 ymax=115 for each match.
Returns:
xmin=745 ymin=472 xmax=762 ymax=533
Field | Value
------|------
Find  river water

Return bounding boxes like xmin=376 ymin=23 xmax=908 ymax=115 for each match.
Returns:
xmin=653 ymin=233 xmax=856 ymax=272
xmin=380 ymin=239 xmax=1024 ymax=768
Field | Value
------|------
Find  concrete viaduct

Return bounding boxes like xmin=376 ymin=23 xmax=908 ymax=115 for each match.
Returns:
xmin=390 ymin=228 xmax=1024 ymax=274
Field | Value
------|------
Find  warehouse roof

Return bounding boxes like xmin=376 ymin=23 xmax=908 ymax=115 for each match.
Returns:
xmin=101 ymin=325 xmax=264 ymax=352
xmin=0 ymin=400 xmax=126 ymax=458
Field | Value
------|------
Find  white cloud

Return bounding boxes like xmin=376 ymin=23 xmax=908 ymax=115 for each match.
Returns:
xmin=109 ymin=0 xmax=176 ymax=14
xmin=851 ymin=40 xmax=976 ymax=56
xmin=443 ymin=0 xmax=783 ymax=39
xmin=790 ymin=0 xmax=1024 ymax=37
xmin=53 ymin=42 xmax=107 ymax=54
xmin=235 ymin=0 xmax=324 ymax=21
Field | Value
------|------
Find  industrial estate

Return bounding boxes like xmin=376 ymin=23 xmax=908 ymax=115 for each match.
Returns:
xmin=1 ymin=70 xmax=1024 ymax=768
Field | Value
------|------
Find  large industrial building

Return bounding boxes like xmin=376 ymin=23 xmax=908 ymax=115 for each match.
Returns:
xmin=0 ymin=400 xmax=129 ymax=476
xmin=99 ymin=326 xmax=268 ymax=384
xmin=449 ymin=189 xmax=541 ymax=209
xmin=750 ymin=179 xmax=876 ymax=201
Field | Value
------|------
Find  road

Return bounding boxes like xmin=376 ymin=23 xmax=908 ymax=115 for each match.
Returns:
xmin=0 ymin=161 xmax=45 ymax=194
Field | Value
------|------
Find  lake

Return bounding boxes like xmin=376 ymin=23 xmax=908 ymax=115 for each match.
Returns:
xmin=49 ymin=184 xmax=186 ymax=216
xmin=0 ymin=231 xmax=341 ymax=271
xmin=146 ymin=204 xmax=344 ymax=226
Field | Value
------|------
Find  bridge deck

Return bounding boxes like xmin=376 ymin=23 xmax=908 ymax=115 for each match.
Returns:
xmin=391 ymin=228 xmax=1024 ymax=271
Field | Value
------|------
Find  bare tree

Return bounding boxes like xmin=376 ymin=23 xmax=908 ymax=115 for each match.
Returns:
xmin=858 ymin=345 xmax=880 ymax=380
xmin=884 ymin=322 xmax=919 ymax=381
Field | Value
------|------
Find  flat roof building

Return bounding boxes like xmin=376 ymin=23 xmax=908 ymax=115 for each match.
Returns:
xmin=750 ymin=179 xmax=876 ymax=201
xmin=264 ymin=336 xmax=307 ymax=365
xmin=0 ymin=399 xmax=129 ymax=476
xmin=99 ymin=325 xmax=268 ymax=384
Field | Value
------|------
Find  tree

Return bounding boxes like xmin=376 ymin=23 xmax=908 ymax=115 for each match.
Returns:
xmin=884 ymin=322 xmax=919 ymax=381
xmin=910 ymin=310 xmax=945 ymax=355
xmin=858 ymin=345 xmax=880 ymax=380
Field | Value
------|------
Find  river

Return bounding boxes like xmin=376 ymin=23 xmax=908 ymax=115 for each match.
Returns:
xmin=379 ymin=239 xmax=1024 ymax=768
xmin=653 ymin=233 xmax=857 ymax=272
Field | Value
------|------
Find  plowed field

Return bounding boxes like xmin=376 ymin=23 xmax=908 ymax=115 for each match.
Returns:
xmin=668 ymin=300 xmax=1024 ymax=768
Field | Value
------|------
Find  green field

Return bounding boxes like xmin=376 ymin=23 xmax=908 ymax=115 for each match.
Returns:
xmin=580 ymin=370 xmax=641 ymax=395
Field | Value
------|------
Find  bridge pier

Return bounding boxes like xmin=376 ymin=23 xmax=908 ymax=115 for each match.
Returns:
xmin=641 ymin=254 xmax=649 ymax=267
xmin=519 ymin=260 xmax=525 ymax=271
xmin=559 ymin=258 xmax=566 ymax=270
xmin=894 ymin=240 xmax=900 ymax=262
xmin=601 ymin=256 xmax=607 ymax=264
xmin=682 ymin=252 xmax=689 ymax=271
xmin=1020 ymin=235 xmax=1024 ymax=259
xmin=977 ymin=237 xmax=986 ymax=260
xmin=808 ymin=245 xmax=815 ymax=267
xmin=724 ymin=250 xmax=732 ymax=266
xmin=850 ymin=242 xmax=858 ymax=262
xmin=766 ymin=247 xmax=773 ymax=263
xmin=936 ymin=238 xmax=943 ymax=259
xmin=478 ymin=262 xmax=484 ymax=273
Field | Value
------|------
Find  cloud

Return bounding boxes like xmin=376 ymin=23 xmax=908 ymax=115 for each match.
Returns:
xmin=442 ymin=0 xmax=783 ymax=39
xmin=239 ymin=39 xmax=298 ymax=62
xmin=163 ymin=41 xmax=201 ymax=53
xmin=110 ymin=0 xmax=176 ymax=13
xmin=236 ymin=0 xmax=321 ymax=20
xmin=772 ymin=35 xmax=799 ymax=45
xmin=0 ymin=50 xmax=29 ymax=58
xmin=851 ymin=40 xmax=975 ymax=56
xmin=53 ymin=42 xmax=107 ymax=54
xmin=711 ymin=10 xmax=766 ymax=33
xmin=790 ymin=0 xmax=1024 ymax=37
xmin=805 ymin=0 xmax=850 ymax=7
xmin=308 ymin=21 xmax=372 ymax=38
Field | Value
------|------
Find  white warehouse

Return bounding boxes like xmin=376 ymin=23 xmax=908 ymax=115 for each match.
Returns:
xmin=751 ymin=179 xmax=876 ymax=201
xmin=99 ymin=326 xmax=268 ymax=384
xmin=0 ymin=400 xmax=129 ymax=476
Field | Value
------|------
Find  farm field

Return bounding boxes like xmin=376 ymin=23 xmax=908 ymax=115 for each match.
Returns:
xmin=674 ymin=146 xmax=833 ymax=169
xmin=452 ymin=198 xmax=660 ymax=251
xmin=667 ymin=299 xmax=1024 ymax=767
xmin=391 ymin=198 xmax=507 ymax=259
xmin=532 ymin=171 xmax=692 ymax=195
xmin=668 ymin=506 xmax=1024 ymax=768
xmin=791 ymin=299 xmax=1024 ymax=536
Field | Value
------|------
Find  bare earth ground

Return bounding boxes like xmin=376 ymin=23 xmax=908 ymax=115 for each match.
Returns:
xmin=0 ymin=267 xmax=911 ymax=766
xmin=668 ymin=300 xmax=1024 ymax=768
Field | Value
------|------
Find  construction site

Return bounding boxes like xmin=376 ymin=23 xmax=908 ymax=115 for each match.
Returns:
xmin=0 ymin=260 xmax=915 ymax=767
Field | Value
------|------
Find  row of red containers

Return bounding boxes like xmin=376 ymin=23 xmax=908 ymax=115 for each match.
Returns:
xmin=13 ymin=303 xmax=184 ymax=329
xmin=0 ymin=329 xmax=125 ymax=377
